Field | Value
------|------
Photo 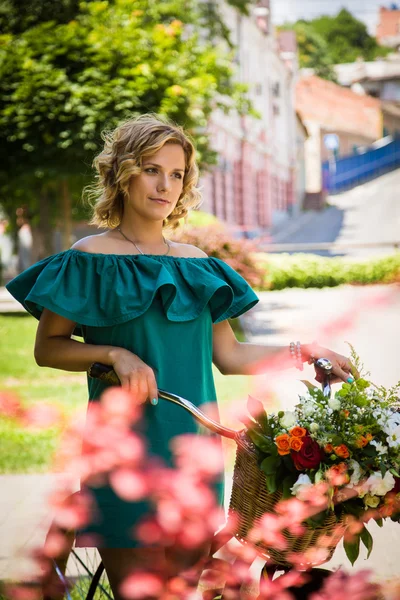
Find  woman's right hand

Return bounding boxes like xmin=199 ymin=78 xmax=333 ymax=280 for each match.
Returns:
xmin=109 ymin=348 xmax=158 ymax=404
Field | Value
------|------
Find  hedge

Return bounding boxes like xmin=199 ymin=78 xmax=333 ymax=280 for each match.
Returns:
xmin=255 ymin=252 xmax=400 ymax=291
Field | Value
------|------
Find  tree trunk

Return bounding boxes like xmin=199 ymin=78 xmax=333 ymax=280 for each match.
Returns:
xmin=32 ymin=186 xmax=53 ymax=261
xmin=61 ymin=179 xmax=72 ymax=250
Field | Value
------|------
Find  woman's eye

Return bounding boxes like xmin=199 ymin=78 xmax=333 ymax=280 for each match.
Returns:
xmin=145 ymin=168 xmax=157 ymax=173
xmin=174 ymin=173 xmax=183 ymax=179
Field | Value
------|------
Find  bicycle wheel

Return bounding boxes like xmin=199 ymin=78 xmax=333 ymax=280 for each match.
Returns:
xmin=65 ymin=548 xmax=113 ymax=600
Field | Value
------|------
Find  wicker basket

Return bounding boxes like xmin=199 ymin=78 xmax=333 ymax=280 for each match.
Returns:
xmin=227 ymin=431 xmax=344 ymax=568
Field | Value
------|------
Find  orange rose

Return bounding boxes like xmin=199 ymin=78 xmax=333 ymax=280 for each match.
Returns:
xmin=327 ymin=463 xmax=349 ymax=485
xmin=290 ymin=426 xmax=307 ymax=438
xmin=275 ymin=434 xmax=290 ymax=456
xmin=324 ymin=443 xmax=334 ymax=454
xmin=365 ymin=433 xmax=373 ymax=442
xmin=342 ymin=410 xmax=350 ymax=418
xmin=355 ymin=436 xmax=368 ymax=448
xmin=289 ymin=436 xmax=303 ymax=452
xmin=334 ymin=444 xmax=350 ymax=459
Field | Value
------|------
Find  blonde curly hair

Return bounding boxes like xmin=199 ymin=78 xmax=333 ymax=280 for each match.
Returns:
xmin=86 ymin=113 xmax=202 ymax=230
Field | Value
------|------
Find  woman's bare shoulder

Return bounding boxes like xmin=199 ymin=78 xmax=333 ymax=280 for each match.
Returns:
xmin=71 ymin=232 xmax=120 ymax=254
xmin=169 ymin=241 xmax=207 ymax=258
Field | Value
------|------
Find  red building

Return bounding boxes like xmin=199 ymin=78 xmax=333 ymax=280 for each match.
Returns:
xmin=377 ymin=6 xmax=400 ymax=49
xmin=200 ymin=2 xmax=299 ymax=235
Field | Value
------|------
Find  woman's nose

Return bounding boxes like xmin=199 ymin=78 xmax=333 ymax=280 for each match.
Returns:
xmin=157 ymin=174 xmax=171 ymax=192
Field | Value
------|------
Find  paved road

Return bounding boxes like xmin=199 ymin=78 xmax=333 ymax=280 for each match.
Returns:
xmin=271 ymin=168 xmax=400 ymax=257
xmin=1 ymin=284 xmax=400 ymax=584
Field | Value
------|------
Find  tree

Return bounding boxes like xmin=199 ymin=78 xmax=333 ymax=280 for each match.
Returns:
xmin=310 ymin=8 xmax=390 ymax=64
xmin=0 ymin=0 xmax=254 ymax=257
xmin=286 ymin=22 xmax=338 ymax=82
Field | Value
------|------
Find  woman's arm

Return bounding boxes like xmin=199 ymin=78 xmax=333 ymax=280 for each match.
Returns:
xmin=212 ymin=320 xmax=358 ymax=383
xmin=35 ymin=309 xmax=158 ymax=401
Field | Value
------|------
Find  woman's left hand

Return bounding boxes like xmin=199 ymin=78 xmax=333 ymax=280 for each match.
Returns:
xmin=310 ymin=345 xmax=360 ymax=384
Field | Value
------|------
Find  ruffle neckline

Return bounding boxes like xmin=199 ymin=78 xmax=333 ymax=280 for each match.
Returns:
xmin=6 ymin=249 xmax=259 ymax=335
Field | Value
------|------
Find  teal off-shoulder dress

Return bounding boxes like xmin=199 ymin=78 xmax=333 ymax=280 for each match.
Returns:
xmin=6 ymin=249 xmax=259 ymax=548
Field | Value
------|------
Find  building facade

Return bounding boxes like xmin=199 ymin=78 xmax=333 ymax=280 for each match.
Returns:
xmin=377 ymin=6 xmax=400 ymax=50
xmin=200 ymin=0 xmax=299 ymax=233
xmin=296 ymin=74 xmax=382 ymax=206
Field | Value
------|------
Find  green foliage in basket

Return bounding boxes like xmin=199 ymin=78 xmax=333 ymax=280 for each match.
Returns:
xmin=243 ymin=347 xmax=400 ymax=564
xmin=257 ymin=252 xmax=400 ymax=290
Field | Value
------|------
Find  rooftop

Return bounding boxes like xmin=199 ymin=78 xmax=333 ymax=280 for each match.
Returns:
xmin=296 ymin=74 xmax=381 ymax=139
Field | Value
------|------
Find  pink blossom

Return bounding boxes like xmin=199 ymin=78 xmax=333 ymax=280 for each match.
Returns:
xmin=275 ymin=498 xmax=312 ymax=525
xmin=136 ymin=519 xmax=165 ymax=545
xmin=109 ymin=467 xmax=148 ymax=501
xmin=100 ymin=387 xmax=142 ymax=424
xmin=0 ymin=391 xmax=23 ymax=419
xmin=42 ymin=531 xmax=71 ymax=559
xmin=5 ymin=585 xmax=42 ymax=600
xmin=248 ymin=513 xmax=288 ymax=551
xmin=48 ymin=489 xmax=93 ymax=530
xmin=310 ymin=569 xmax=380 ymax=600
xmin=170 ymin=435 xmax=224 ymax=478
xmin=21 ymin=402 xmax=64 ymax=429
xmin=119 ymin=571 xmax=164 ymax=599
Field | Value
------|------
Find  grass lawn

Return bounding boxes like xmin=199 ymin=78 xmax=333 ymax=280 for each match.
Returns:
xmin=0 ymin=314 xmax=252 ymax=473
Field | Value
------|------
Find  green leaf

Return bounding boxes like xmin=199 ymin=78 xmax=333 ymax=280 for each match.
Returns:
xmin=360 ymin=525 xmax=373 ymax=559
xmin=344 ymin=534 xmax=360 ymax=566
xmin=247 ymin=395 xmax=267 ymax=423
xmin=363 ymin=446 xmax=377 ymax=457
xmin=247 ymin=429 xmax=274 ymax=453
xmin=300 ymin=380 xmax=316 ymax=393
xmin=265 ymin=472 xmax=278 ymax=493
xmin=390 ymin=468 xmax=400 ymax=478
xmin=261 ymin=455 xmax=280 ymax=475
xmin=306 ymin=510 xmax=328 ymax=528
xmin=375 ymin=518 xmax=383 ymax=528
xmin=282 ymin=474 xmax=297 ymax=499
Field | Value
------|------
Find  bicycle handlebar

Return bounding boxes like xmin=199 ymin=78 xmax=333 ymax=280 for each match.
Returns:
xmin=88 ymin=358 xmax=333 ymax=440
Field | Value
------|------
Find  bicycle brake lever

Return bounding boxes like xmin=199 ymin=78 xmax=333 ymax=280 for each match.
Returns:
xmin=314 ymin=358 xmax=333 ymax=398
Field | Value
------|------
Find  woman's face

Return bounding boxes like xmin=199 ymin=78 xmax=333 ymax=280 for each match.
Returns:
xmin=127 ymin=143 xmax=186 ymax=222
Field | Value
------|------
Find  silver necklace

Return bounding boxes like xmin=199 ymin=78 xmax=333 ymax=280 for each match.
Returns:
xmin=117 ymin=227 xmax=171 ymax=256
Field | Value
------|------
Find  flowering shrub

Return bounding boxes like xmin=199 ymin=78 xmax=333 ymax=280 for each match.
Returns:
xmin=244 ymin=348 xmax=400 ymax=565
xmin=172 ymin=224 xmax=265 ymax=288
xmin=2 ymin=378 xmax=400 ymax=598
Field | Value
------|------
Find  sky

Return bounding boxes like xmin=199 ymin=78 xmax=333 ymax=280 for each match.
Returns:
xmin=271 ymin=0 xmax=397 ymax=35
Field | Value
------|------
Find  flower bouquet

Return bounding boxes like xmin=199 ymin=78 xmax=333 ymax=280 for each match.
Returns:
xmin=229 ymin=348 xmax=400 ymax=567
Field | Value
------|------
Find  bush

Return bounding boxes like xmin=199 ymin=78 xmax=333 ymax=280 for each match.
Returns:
xmin=173 ymin=224 xmax=265 ymax=287
xmin=256 ymin=252 xmax=400 ymax=290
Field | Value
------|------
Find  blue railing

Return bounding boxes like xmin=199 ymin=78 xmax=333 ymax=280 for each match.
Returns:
xmin=322 ymin=137 xmax=400 ymax=194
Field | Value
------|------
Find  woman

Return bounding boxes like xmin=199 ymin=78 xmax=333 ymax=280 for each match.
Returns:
xmin=6 ymin=113 xmax=357 ymax=596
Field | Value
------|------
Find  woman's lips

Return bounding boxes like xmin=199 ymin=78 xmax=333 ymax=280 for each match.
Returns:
xmin=150 ymin=198 xmax=170 ymax=205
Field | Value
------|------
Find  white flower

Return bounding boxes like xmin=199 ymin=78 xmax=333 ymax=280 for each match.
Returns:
xmin=291 ymin=474 xmax=313 ymax=497
xmin=366 ymin=471 xmax=395 ymax=496
xmin=348 ymin=460 xmax=363 ymax=486
xmin=383 ymin=415 xmax=400 ymax=448
xmin=328 ymin=398 xmax=341 ymax=411
xmin=364 ymin=494 xmax=380 ymax=508
xmin=280 ymin=411 xmax=296 ymax=429
xmin=370 ymin=440 xmax=388 ymax=455
xmin=354 ymin=482 xmax=369 ymax=498
xmin=302 ymin=403 xmax=315 ymax=417
xmin=309 ymin=422 xmax=319 ymax=432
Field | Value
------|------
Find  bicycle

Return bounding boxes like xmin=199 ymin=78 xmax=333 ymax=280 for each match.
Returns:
xmin=52 ymin=358 xmax=334 ymax=600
